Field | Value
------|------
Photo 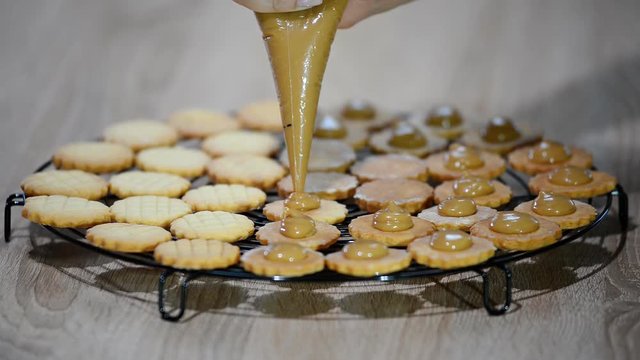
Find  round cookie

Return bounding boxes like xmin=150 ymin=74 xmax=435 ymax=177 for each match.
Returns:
xmin=21 ymin=170 xmax=108 ymax=200
xmin=53 ymin=142 xmax=134 ymax=174
xmin=418 ymin=198 xmax=497 ymax=231
xmin=425 ymin=146 xmax=506 ymax=181
xmin=350 ymin=154 xmax=429 ymax=182
xmin=338 ymin=99 xmax=396 ymax=131
xmin=470 ymin=211 xmax=562 ymax=251
xmin=263 ymin=199 xmax=347 ymax=225
xmin=202 ymin=130 xmax=280 ymax=158
xmin=514 ymin=192 xmax=597 ymax=230
xmin=528 ymin=166 xmax=617 ymax=198
xmin=109 ymin=171 xmax=191 ymax=198
xmin=86 ymin=223 xmax=171 ymax=252
xmin=181 ymin=184 xmax=266 ymax=213
xmin=168 ymin=108 xmax=240 ymax=139
xmin=22 ymin=195 xmax=111 ymax=228
xmin=276 ymin=172 xmax=358 ymax=200
xmin=325 ymin=241 xmax=412 ymax=277
xmin=408 ymin=231 xmax=496 ymax=269
xmin=368 ymin=122 xmax=447 ymax=158
xmin=103 ymin=119 xmax=178 ymax=151
xmin=278 ymin=139 xmax=356 ymax=173
xmin=314 ymin=114 xmax=369 ymax=150
xmin=348 ymin=214 xmax=436 ymax=247
xmin=508 ymin=141 xmax=593 ymax=175
xmin=407 ymin=105 xmax=466 ymax=140
xmin=237 ymin=100 xmax=283 ymax=132
xmin=433 ymin=177 xmax=512 ymax=208
xmin=155 ymin=239 xmax=241 ymax=270
xmin=241 ymin=243 xmax=325 ymax=277
xmin=460 ymin=117 xmax=542 ymax=155
xmin=354 ymin=178 xmax=434 ymax=214
xmin=110 ymin=195 xmax=192 ymax=228
xmin=136 ymin=147 xmax=210 ymax=178
xmin=256 ymin=221 xmax=341 ymax=250
xmin=170 ymin=211 xmax=254 ymax=242
xmin=207 ymin=155 xmax=286 ymax=190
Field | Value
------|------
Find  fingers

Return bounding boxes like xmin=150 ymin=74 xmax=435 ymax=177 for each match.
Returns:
xmin=233 ymin=0 xmax=323 ymax=13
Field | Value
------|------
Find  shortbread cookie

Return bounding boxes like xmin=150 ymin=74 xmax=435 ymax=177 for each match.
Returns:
xmin=110 ymin=195 xmax=192 ymax=227
xmin=368 ymin=122 xmax=447 ymax=158
xmin=418 ymin=197 xmax=497 ymax=231
xmin=263 ymin=199 xmax=347 ymax=224
xmin=325 ymin=241 xmax=412 ymax=277
xmin=407 ymin=105 xmax=466 ymax=140
xmin=86 ymin=223 xmax=171 ymax=252
xmin=408 ymin=230 xmax=496 ymax=269
xmin=207 ymin=155 xmax=286 ymax=190
xmin=237 ymin=100 xmax=283 ymax=132
xmin=154 ymin=239 xmax=241 ymax=270
xmin=168 ymin=108 xmax=240 ymax=139
xmin=181 ymin=184 xmax=266 ymax=213
xmin=339 ymin=100 xmax=396 ymax=131
xmin=508 ymin=140 xmax=593 ymax=175
xmin=22 ymin=195 xmax=111 ymax=228
xmin=354 ymin=178 xmax=434 ymax=214
xmin=241 ymin=243 xmax=325 ymax=277
xmin=460 ymin=117 xmax=542 ymax=155
xmin=350 ymin=154 xmax=429 ymax=182
xmin=109 ymin=171 xmax=191 ymax=198
xmin=104 ymin=119 xmax=178 ymax=151
xmin=202 ymin=130 xmax=280 ymax=157
xmin=21 ymin=170 xmax=108 ymax=200
xmin=276 ymin=172 xmax=358 ymax=200
xmin=470 ymin=211 xmax=562 ymax=251
xmin=528 ymin=166 xmax=617 ymax=198
xmin=314 ymin=114 xmax=369 ymax=150
xmin=348 ymin=213 xmax=436 ymax=247
xmin=425 ymin=145 xmax=506 ymax=181
xmin=433 ymin=177 xmax=512 ymax=208
xmin=136 ymin=147 xmax=210 ymax=178
xmin=278 ymin=139 xmax=356 ymax=173
xmin=53 ymin=142 xmax=134 ymax=173
xmin=514 ymin=192 xmax=597 ymax=230
xmin=170 ymin=211 xmax=254 ymax=242
xmin=256 ymin=221 xmax=341 ymax=250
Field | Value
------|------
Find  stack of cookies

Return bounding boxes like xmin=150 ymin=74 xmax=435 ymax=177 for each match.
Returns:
xmin=18 ymin=101 xmax=618 ymax=278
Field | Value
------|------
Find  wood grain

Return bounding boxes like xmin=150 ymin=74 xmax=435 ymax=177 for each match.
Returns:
xmin=1 ymin=0 xmax=639 ymax=359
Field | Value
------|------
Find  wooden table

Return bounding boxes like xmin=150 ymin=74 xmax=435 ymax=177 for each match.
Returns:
xmin=1 ymin=0 xmax=639 ymax=359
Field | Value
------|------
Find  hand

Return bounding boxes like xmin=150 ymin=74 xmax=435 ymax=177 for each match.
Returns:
xmin=233 ymin=0 xmax=413 ymax=28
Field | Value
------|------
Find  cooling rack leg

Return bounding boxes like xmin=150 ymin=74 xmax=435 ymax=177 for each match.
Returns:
xmin=478 ymin=264 xmax=512 ymax=316
xmin=158 ymin=270 xmax=196 ymax=322
xmin=615 ymin=185 xmax=629 ymax=231
xmin=4 ymin=193 xmax=25 ymax=243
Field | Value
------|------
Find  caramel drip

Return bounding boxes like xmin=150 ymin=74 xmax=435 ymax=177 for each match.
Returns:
xmin=341 ymin=100 xmax=376 ymax=120
xmin=429 ymin=230 xmax=473 ymax=252
xmin=548 ymin=166 xmax=593 ymax=186
xmin=426 ymin=106 xmax=463 ymax=129
xmin=388 ymin=122 xmax=427 ymax=149
xmin=482 ymin=117 xmax=521 ymax=144
xmin=256 ymin=0 xmax=347 ymax=192
xmin=444 ymin=146 xmax=485 ymax=170
xmin=528 ymin=140 xmax=572 ymax=164
xmin=343 ymin=240 xmax=389 ymax=260
xmin=489 ymin=211 xmax=540 ymax=234
xmin=437 ymin=197 xmax=478 ymax=217
xmin=264 ymin=243 xmax=308 ymax=262
xmin=372 ymin=202 xmax=414 ymax=232
xmin=285 ymin=192 xmax=321 ymax=211
xmin=532 ymin=192 xmax=576 ymax=216
xmin=453 ymin=177 xmax=495 ymax=197
xmin=315 ymin=114 xmax=347 ymax=139
xmin=279 ymin=208 xmax=317 ymax=239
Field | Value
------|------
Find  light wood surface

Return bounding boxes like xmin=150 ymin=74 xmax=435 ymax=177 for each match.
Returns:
xmin=1 ymin=0 xmax=639 ymax=359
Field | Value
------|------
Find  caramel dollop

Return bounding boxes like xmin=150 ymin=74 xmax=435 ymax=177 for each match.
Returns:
xmin=528 ymin=140 xmax=572 ymax=164
xmin=343 ymin=240 xmax=389 ymax=260
xmin=388 ymin=122 xmax=427 ymax=149
xmin=315 ymin=114 xmax=347 ymax=139
xmin=426 ymin=105 xmax=463 ymax=129
xmin=548 ymin=166 xmax=593 ymax=186
xmin=372 ymin=202 xmax=414 ymax=232
xmin=341 ymin=100 xmax=376 ymax=120
xmin=482 ymin=117 xmax=521 ymax=144
xmin=444 ymin=146 xmax=485 ymax=170
xmin=453 ymin=177 xmax=495 ymax=197
xmin=489 ymin=211 xmax=540 ymax=234
xmin=532 ymin=192 xmax=576 ymax=216
xmin=284 ymin=192 xmax=321 ymax=211
xmin=437 ymin=197 xmax=478 ymax=217
xmin=264 ymin=243 xmax=308 ymax=263
xmin=429 ymin=230 xmax=473 ymax=252
xmin=279 ymin=209 xmax=317 ymax=239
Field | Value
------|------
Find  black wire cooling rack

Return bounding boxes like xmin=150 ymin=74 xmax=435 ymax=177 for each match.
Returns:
xmin=4 ymin=159 xmax=629 ymax=321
